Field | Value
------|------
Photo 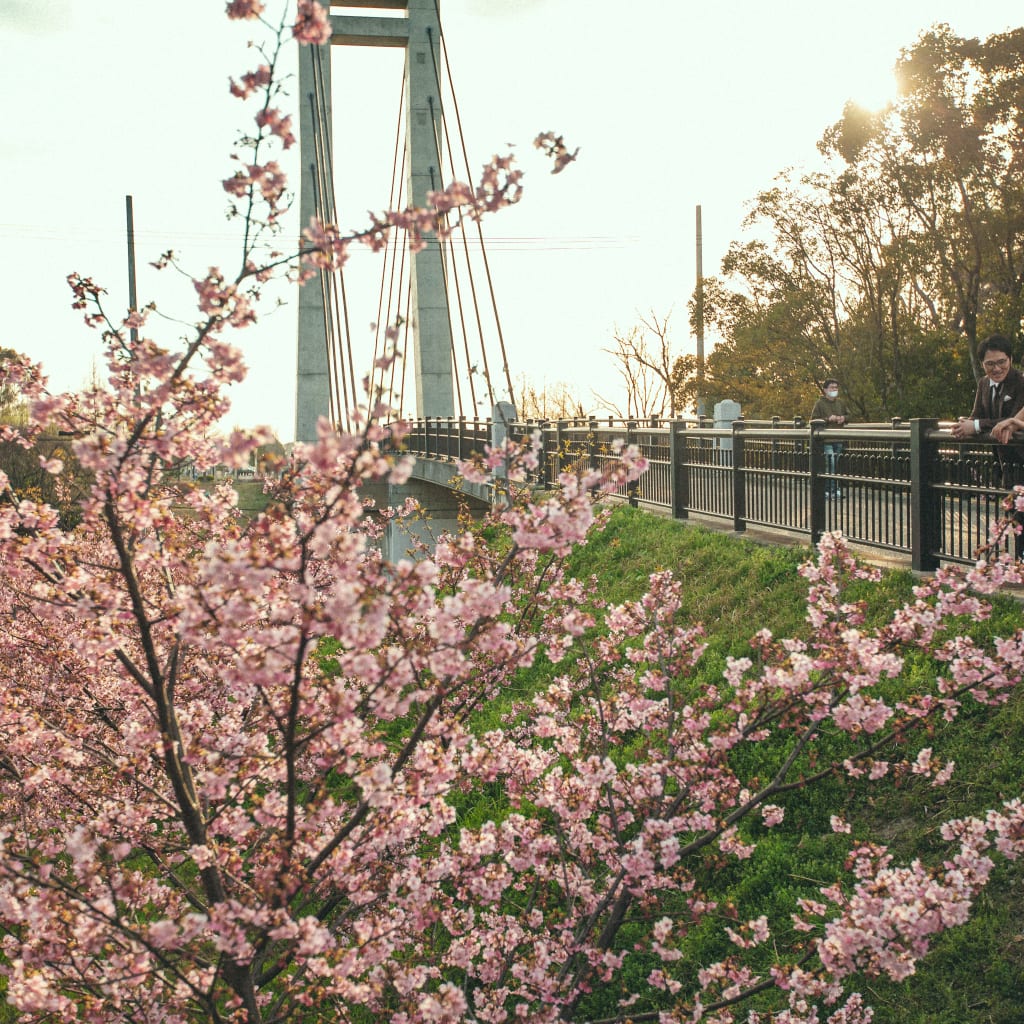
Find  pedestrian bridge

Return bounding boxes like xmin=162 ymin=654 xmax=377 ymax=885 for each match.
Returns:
xmin=295 ymin=5 xmax=1020 ymax=576
xmin=391 ymin=414 xmax=1022 ymax=573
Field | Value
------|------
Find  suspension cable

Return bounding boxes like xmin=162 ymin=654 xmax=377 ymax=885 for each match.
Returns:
xmin=306 ymin=92 xmax=342 ymax=429
xmin=425 ymin=160 xmax=467 ymax=418
xmin=372 ymin=72 xmax=408 ymax=408
xmin=312 ymin=43 xmax=359 ymax=429
xmin=397 ymin=280 xmax=412 ymax=414
xmin=386 ymin=204 xmax=410 ymax=407
xmin=309 ymin=57 xmax=345 ymax=428
xmin=427 ymin=94 xmax=478 ymax=414
xmin=432 ymin=76 xmax=497 ymax=409
xmin=432 ymin=17 xmax=516 ymax=410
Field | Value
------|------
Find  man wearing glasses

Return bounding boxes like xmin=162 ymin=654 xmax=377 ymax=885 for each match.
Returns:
xmin=951 ymin=335 xmax=1024 ymax=440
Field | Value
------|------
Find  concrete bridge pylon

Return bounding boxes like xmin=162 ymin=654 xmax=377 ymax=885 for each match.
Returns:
xmin=296 ymin=0 xmax=456 ymax=443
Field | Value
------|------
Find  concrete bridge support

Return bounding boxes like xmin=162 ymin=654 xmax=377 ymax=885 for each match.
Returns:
xmin=296 ymin=0 xmax=456 ymax=442
xmin=366 ymin=404 xmax=516 ymax=561
xmin=363 ymin=474 xmax=488 ymax=563
xmin=295 ymin=35 xmax=333 ymax=443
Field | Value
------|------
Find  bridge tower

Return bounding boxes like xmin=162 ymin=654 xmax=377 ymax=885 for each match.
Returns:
xmin=295 ymin=0 xmax=456 ymax=442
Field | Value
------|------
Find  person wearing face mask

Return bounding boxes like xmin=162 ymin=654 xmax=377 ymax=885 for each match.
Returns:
xmin=810 ymin=378 xmax=850 ymax=498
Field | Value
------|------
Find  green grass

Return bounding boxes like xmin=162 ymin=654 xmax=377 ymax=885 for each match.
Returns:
xmin=168 ymin=476 xmax=274 ymax=518
xmin=232 ymin=478 xmax=273 ymax=514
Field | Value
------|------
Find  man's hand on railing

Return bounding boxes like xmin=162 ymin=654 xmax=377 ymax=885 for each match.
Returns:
xmin=951 ymin=417 xmax=979 ymax=439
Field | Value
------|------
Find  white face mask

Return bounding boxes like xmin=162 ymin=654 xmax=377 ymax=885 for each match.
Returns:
xmin=825 ymin=389 xmax=838 ymax=399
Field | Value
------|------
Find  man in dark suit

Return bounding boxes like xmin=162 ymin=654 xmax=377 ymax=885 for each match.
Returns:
xmin=951 ymin=335 xmax=1024 ymax=441
xmin=952 ymin=335 xmax=1024 ymax=512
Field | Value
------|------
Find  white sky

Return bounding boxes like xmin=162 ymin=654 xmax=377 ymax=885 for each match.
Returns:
xmin=1 ymin=0 xmax=1019 ymax=441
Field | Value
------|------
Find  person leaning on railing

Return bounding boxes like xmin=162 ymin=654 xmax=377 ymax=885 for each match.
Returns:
xmin=951 ymin=335 xmax=1024 ymax=494
xmin=951 ymin=335 xmax=1024 ymax=441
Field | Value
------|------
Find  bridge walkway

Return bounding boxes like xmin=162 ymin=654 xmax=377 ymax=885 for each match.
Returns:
xmin=396 ymin=413 xmax=1024 ymax=581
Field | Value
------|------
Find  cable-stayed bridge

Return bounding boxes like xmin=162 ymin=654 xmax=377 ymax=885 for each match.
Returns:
xmin=296 ymin=0 xmax=512 ymax=443
xmin=294 ymin=3 xmax=1020 ymax=573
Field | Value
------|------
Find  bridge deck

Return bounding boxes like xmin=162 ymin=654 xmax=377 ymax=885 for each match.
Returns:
xmin=395 ymin=415 xmax=1024 ymax=576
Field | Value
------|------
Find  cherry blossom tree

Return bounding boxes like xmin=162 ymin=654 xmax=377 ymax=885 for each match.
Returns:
xmin=0 ymin=4 xmax=1023 ymax=1023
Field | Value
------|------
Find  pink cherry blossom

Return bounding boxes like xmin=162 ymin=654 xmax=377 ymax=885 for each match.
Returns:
xmin=292 ymin=0 xmax=331 ymax=45
xmin=0 ymin=4 xmax=1022 ymax=1023
xmin=229 ymin=63 xmax=272 ymax=98
xmin=255 ymin=107 xmax=295 ymax=148
xmin=226 ymin=0 xmax=265 ymax=19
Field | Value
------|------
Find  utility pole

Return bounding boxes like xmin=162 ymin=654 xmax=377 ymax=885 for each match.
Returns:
xmin=695 ymin=204 xmax=706 ymax=417
xmin=125 ymin=195 xmax=139 ymax=347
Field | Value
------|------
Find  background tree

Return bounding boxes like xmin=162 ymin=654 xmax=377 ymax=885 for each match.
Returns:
xmin=595 ymin=310 xmax=679 ymax=419
xmin=0 ymin=346 xmax=27 ymax=424
xmin=824 ymin=25 xmax=1024 ymax=377
xmin=692 ymin=169 xmax=970 ymax=422
xmin=697 ymin=24 xmax=1024 ymax=421
xmin=513 ymin=373 xmax=586 ymax=419
xmin=678 ymin=249 xmax=831 ymax=420
xmin=0 ymin=346 xmax=86 ymax=527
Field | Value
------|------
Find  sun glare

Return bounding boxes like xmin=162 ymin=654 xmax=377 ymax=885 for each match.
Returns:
xmin=847 ymin=66 xmax=899 ymax=112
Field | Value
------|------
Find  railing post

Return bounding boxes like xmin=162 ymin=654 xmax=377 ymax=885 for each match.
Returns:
xmin=910 ymin=418 xmax=941 ymax=572
xmin=670 ymin=418 xmax=689 ymax=520
xmin=626 ymin=418 xmax=639 ymax=507
xmin=554 ymin=419 xmax=566 ymax=485
xmin=534 ymin=421 xmax=547 ymax=488
xmin=809 ymin=419 xmax=826 ymax=545
xmin=732 ymin=418 xmax=747 ymax=533
xmin=491 ymin=402 xmax=516 ymax=507
xmin=457 ymin=416 xmax=466 ymax=463
xmin=540 ymin=421 xmax=552 ymax=489
xmin=588 ymin=417 xmax=598 ymax=475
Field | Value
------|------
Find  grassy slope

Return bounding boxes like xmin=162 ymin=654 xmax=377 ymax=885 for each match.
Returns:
xmin=558 ymin=506 xmax=1024 ymax=1023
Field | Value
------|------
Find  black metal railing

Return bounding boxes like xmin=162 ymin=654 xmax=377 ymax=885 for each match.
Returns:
xmin=401 ymin=417 xmax=492 ymax=463
xmin=394 ymin=415 xmax=1023 ymax=572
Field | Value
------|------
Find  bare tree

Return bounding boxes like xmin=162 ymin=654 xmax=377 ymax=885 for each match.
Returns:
xmin=514 ymin=374 xmax=587 ymax=420
xmin=595 ymin=311 xmax=678 ymax=419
